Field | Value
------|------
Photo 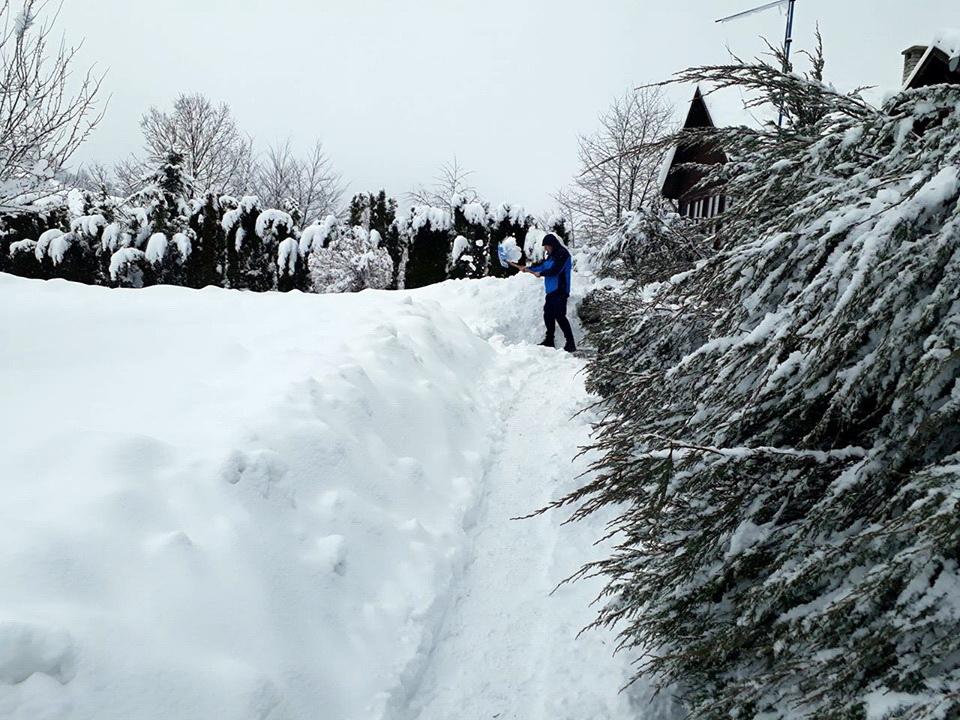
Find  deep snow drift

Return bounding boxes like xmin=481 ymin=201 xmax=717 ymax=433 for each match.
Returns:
xmin=0 ymin=272 xmax=669 ymax=720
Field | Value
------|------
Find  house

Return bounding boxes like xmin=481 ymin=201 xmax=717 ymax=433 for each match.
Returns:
xmin=902 ymin=32 xmax=960 ymax=89
xmin=660 ymin=31 xmax=960 ymax=223
xmin=658 ymin=86 xmax=735 ymax=224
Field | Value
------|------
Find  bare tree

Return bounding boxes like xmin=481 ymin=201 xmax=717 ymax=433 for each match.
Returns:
xmin=556 ymin=87 xmax=673 ymax=247
xmin=64 ymin=162 xmax=117 ymax=196
xmin=255 ymin=139 xmax=343 ymax=224
xmin=408 ymin=156 xmax=478 ymax=212
xmin=131 ymin=93 xmax=253 ymax=195
xmin=0 ymin=0 xmax=105 ymax=202
xmin=113 ymin=155 xmax=147 ymax=197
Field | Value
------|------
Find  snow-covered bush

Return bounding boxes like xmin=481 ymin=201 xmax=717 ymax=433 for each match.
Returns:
xmin=449 ymin=197 xmax=488 ymax=280
xmin=7 ymin=239 xmax=40 ymax=278
xmin=109 ymin=247 xmax=149 ymax=288
xmin=556 ymin=64 xmax=960 ymax=719
xmin=350 ymin=190 xmax=403 ymax=288
xmin=187 ymin=192 xmax=227 ymax=289
xmin=594 ymin=208 xmax=711 ymax=282
xmin=32 ymin=228 xmax=90 ymax=282
xmin=222 ymin=195 xmax=277 ymax=291
xmin=144 ymin=231 xmax=192 ymax=285
xmin=308 ymin=221 xmax=392 ymax=294
xmin=523 ymin=226 xmax=546 ymax=265
xmin=401 ymin=204 xmax=452 ymax=289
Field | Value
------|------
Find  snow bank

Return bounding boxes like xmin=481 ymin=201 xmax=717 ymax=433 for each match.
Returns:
xmin=413 ymin=269 xmax=593 ymax=344
xmin=0 ymin=275 xmax=499 ymax=720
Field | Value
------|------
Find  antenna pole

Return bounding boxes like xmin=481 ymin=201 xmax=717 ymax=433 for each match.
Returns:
xmin=715 ymin=0 xmax=798 ymax=128
xmin=777 ymin=0 xmax=796 ymax=127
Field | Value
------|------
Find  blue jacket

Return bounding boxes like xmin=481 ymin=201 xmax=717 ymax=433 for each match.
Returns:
xmin=529 ymin=245 xmax=572 ymax=298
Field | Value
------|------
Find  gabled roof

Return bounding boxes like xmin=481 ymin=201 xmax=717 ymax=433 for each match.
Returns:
xmin=903 ymin=30 xmax=960 ymax=89
xmin=659 ymin=85 xmax=751 ymax=198
xmin=683 ymin=86 xmax=716 ymax=129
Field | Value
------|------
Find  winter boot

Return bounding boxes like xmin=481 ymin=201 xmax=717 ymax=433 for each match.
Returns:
xmin=563 ymin=340 xmax=577 ymax=353
xmin=539 ymin=337 xmax=555 ymax=348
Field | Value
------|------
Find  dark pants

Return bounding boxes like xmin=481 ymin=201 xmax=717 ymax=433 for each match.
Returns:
xmin=543 ymin=293 xmax=575 ymax=347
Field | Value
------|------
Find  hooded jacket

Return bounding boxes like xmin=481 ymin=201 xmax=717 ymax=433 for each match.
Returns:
xmin=528 ymin=241 xmax=572 ymax=298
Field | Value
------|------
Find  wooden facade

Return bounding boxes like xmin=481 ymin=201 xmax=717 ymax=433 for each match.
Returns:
xmin=659 ymin=87 xmax=728 ymax=225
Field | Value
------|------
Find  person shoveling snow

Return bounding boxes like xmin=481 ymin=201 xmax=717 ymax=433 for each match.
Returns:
xmin=504 ymin=234 xmax=576 ymax=353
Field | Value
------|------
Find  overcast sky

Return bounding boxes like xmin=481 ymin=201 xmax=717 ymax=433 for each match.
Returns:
xmin=61 ymin=0 xmax=953 ymax=212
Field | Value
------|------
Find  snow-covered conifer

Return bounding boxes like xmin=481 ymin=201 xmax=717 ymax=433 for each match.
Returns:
xmin=448 ymin=197 xmax=488 ymax=280
xmin=108 ymin=247 xmax=149 ymax=288
xmin=307 ymin=221 xmax=392 ymax=294
xmin=7 ymin=238 xmax=40 ymax=278
xmin=187 ymin=192 xmax=226 ymax=289
xmin=401 ymin=205 xmax=452 ymax=289
xmin=557 ymin=58 xmax=960 ymax=720
xmin=222 ymin=195 xmax=276 ymax=291
xmin=594 ymin=209 xmax=710 ymax=282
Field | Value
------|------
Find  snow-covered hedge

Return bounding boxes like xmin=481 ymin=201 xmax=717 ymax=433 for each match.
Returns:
xmin=2 ymin=155 xmax=566 ymax=293
xmin=561 ymin=69 xmax=960 ymax=719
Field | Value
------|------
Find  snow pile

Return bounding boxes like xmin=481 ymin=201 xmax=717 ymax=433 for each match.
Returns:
xmin=0 ymin=275 xmax=503 ymax=720
xmin=414 ymin=269 xmax=593 ymax=346
xmin=46 ymin=233 xmax=74 ymax=265
xmin=221 ymin=195 xmax=260 ymax=234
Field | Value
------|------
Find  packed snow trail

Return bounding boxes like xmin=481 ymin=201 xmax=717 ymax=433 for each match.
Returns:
xmin=384 ymin=341 xmax=636 ymax=720
xmin=0 ymin=273 xmax=678 ymax=720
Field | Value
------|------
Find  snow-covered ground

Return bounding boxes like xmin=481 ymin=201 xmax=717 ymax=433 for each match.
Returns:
xmin=0 ymin=272 xmax=676 ymax=720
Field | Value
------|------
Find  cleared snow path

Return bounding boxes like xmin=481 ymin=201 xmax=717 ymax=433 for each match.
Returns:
xmin=384 ymin=339 xmax=637 ymax=720
xmin=0 ymin=274 xmax=678 ymax=720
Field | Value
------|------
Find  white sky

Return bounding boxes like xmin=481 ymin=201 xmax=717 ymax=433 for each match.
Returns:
xmin=62 ymin=0 xmax=955 ymax=212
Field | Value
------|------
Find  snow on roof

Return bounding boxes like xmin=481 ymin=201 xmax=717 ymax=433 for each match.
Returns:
xmin=903 ymin=29 xmax=960 ymax=90
xmin=933 ymin=29 xmax=960 ymax=59
xmin=657 ymin=145 xmax=678 ymax=194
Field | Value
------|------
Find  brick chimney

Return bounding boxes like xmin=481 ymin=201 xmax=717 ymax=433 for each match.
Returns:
xmin=902 ymin=45 xmax=928 ymax=85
